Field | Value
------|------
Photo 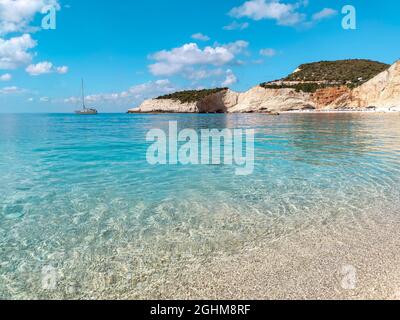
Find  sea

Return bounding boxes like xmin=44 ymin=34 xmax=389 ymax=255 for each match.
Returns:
xmin=1 ymin=113 xmax=400 ymax=299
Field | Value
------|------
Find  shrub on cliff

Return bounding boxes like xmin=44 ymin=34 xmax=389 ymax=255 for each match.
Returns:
xmin=260 ymin=82 xmax=328 ymax=93
xmin=157 ymin=88 xmax=228 ymax=103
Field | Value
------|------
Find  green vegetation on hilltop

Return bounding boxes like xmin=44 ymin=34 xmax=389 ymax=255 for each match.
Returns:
xmin=261 ymin=59 xmax=389 ymax=93
xmin=260 ymin=82 xmax=330 ymax=93
xmin=155 ymin=60 xmax=390 ymax=98
xmin=284 ymin=59 xmax=389 ymax=82
xmin=157 ymin=88 xmax=228 ymax=103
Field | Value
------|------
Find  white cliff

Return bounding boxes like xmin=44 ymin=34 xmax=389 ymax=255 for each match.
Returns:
xmin=129 ymin=99 xmax=199 ymax=113
xmin=129 ymin=89 xmax=239 ymax=113
xmin=227 ymin=86 xmax=314 ymax=113
xmin=347 ymin=60 xmax=400 ymax=110
xmin=129 ymin=87 xmax=314 ymax=114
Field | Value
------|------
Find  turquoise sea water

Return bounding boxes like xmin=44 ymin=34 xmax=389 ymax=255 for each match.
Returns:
xmin=1 ymin=113 xmax=400 ymax=298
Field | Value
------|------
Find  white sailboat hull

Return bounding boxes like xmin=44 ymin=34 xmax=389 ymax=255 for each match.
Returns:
xmin=75 ymin=108 xmax=98 ymax=115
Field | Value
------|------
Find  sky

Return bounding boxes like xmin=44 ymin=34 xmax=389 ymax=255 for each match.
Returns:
xmin=1 ymin=0 xmax=400 ymax=113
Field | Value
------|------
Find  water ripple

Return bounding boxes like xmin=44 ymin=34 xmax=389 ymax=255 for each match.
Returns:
xmin=1 ymin=113 xmax=400 ymax=298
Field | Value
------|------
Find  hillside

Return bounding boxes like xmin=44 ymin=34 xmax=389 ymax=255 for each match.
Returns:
xmin=261 ymin=59 xmax=390 ymax=92
xmin=129 ymin=59 xmax=400 ymax=114
xmin=156 ymin=88 xmax=228 ymax=103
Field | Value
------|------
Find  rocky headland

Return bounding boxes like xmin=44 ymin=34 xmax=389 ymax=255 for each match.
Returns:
xmin=128 ymin=59 xmax=400 ymax=114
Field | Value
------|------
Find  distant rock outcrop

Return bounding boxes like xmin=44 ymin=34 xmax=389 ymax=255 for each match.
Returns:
xmin=128 ymin=60 xmax=400 ymax=114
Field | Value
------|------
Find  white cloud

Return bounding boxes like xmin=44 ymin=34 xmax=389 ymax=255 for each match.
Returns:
xmin=221 ymin=40 xmax=249 ymax=54
xmin=0 ymin=72 xmax=11 ymax=81
xmin=259 ymin=48 xmax=277 ymax=56
xmin=148 ymin=41 xmax=248 ymax=77
xmin=148 ymin=62 xmax=183 ymax=77
xmin=0 ymin=0 xmax=60 ymax=35
xmin=0 ymin=34 xmax=37 ymax=69
xmin=223 ymin=21 xmax=250 ymax=31
xmin=221 ymin=69 xmax=237 ymax=86
xmin=0 ymin=85 xmax=23 ymax=94
xmin=64 ymin=80 xmax=177 ymax=106
xmin=26 ymin=61 xmax=69 ymax=75
xmin=56 ymin=65 xmax=68 ymax=74
xmin=126 ymin=79 xmax=176 ymax=98
xmin=40 ymin=96 xmax=49 ymax=102
xmin=26 ymin=61 xmax=52 ymax=75
xmin=185 ymin=68 xmax=224 ymax=81
xmin=312 ymin=8 xmax=337 ymax=21
xmin=191 ymin=33 xmax=210 ymax=41
xmin=229 ymin=0 xmax=306 ymax=26
xmin=252 ymin=59 xmax=264 ymax=64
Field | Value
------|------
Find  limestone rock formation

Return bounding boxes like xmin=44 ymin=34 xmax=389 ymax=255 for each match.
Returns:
xmin=227 ymin=86 xmax=315 ymax=113
xmin=346 ymin=60 xmax=400 ymax=110
xmin=128 ymin=89 xmax=239 ymax=113
xmin=311 ymin=86 xmax=351 ymax=109
xmin=129 ymin=87 xmax=315 ymax=114
xmin=129 ymin=99 xmax=198 ymax=113
xmin=128 ymin=60 xmax=400 ymax=114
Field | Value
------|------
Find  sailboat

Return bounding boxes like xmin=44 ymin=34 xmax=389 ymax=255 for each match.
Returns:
xmin=75 ymin=79 xmax=98 ymax=115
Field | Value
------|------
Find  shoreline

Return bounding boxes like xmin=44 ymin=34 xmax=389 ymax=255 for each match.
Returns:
xmin=281 ymin=108 xmax=400 ymax=114
xmin=127 ymin=109 xmax=400 ymax=115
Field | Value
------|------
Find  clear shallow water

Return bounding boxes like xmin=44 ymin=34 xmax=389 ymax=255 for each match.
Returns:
xmin=1 ymin=113 xmax=400 ymax=299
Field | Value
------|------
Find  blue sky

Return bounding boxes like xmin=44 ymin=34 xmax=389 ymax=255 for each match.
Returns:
xmin=1 ymin=0 xmax=400 ymax=113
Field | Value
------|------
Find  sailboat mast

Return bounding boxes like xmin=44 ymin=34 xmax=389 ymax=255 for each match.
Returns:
xmin=81 ymin=78 xmax=86 ymax=110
